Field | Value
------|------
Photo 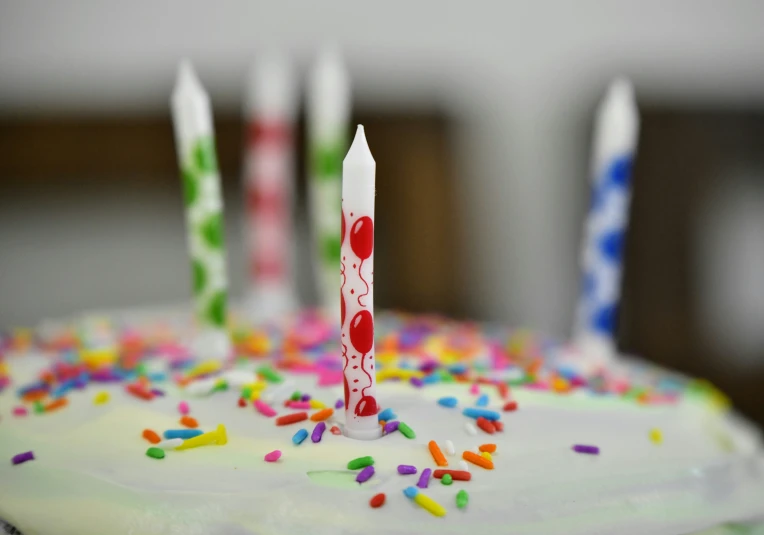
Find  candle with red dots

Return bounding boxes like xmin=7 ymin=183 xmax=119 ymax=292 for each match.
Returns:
xmin=341 ymin=125 xmax=380 ymax=440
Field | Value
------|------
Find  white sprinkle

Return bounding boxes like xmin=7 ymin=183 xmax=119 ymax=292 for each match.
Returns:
xmin=458 ymin=460 xmax=469 ymax=472
xmin=465 ymin=422 xmax=477 ymax=436
xmin=444 ymin=440 xmax=455 ymax=456
xmin=185 ymin=378 xmax=216 ymax=396
xmin=156 ymin=438 xmax=184 ymax=450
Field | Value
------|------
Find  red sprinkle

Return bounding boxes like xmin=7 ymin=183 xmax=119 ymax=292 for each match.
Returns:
xmin=330 ymin=425 xmax=342 ymax=435
xmin=496 ymin=382 xmax=510 ymax=399
xmin=126 ymin=383 xmax=154 ymax=401
xmin=142 ymin=429 xmax=161 ymax=444
xmin=275 ymin=412 xmax=308 ymax=426
xmin=503 ymin=400 xmax=518 ymax=412
xmin=238 ymin=397 xmax=246 ymax=407
xmin=492 ymin=420 xmax=504 ymax=432
xmin=432 ymin=469 xmax=471 ymax=481
xmin=369 ymin=493 xmax=386 ymax=508
xmin=476 ymin=416 xmax=495 ymax=434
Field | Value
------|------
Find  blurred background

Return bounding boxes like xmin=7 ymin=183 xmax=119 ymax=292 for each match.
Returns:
xmin=0 ymin=1 xmax=762 ymax=424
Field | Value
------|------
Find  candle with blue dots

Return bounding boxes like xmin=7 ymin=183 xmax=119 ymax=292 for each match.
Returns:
xmin=574 ymin=78 xmax=639 ymax=360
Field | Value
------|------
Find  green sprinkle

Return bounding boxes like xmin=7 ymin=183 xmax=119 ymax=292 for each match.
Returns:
xmin=146 ymin=447 xmax=165 ymax=459
xmin=456 ymin=489 xmax=469 ymax=509
xmin=290 ymin=391 xmax=302 ymax=401
xmin=241 ymin=386 xmax=252 ymax=400
xmin=212 ymin=379 xmax=228 ymax=392
xmin=257 ymin=365 xmax=283 ymax=384
xmin=347 ymin=456 xmax=374 ymax=470
xmin=398 ymin=421 xmax=416 ymax=439
xmin=33 ymin=401 xmax=44 ymax=414
xmin=441 ymin=474 xmax=453 ymax=485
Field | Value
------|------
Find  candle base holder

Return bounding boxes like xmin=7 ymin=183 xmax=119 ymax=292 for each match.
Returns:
xmin=191 ymin=328 xmax=231 ymax=361
xmin=343 ymin=425 xmax=383 ymax=441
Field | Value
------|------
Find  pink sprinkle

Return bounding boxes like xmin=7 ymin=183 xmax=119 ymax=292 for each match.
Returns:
xmin=287 ymin=401 xmax=311 ymax=410
xmin=264 ymin=450 xmax=282 ymax=462
xmin=254 ymin=399 xmax=277 ymax=417
xmin=469 ymin=383 xmax=480 ymax=395
xmin=318 ymin=370 xmax=343 ymax=387
xmin=525 ymin=382 xmax=549 ymax=391
xmin=178 ymin=401 xmax=190 ymax=415
xmin=12 ymin=406 xmax=27 ymax=417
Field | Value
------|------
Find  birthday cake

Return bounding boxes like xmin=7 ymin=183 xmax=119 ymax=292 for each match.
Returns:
xmin=1 ymin=310 xmax=764 ymax=535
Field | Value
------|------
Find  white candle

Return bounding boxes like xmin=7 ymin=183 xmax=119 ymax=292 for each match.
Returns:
xmin=341 ymin=125 xmax=380 ymax=440
xmin=171 ymin=60 xmax=231 ymax=360
xmin=308 ymin=48 xmax=351 ymax=317
xmin=243 ymin=54 xmax=298 ymax=321
xmin=574 ymin=78 xmax=640 ymax=362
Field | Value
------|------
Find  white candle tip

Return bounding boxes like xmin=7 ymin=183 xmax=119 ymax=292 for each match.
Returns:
xmin=173 ymin=59 xmax=207 ymax=104
xmin=344 ymin=125 xmax=375 ymax=167
xmin=246 ymin=54 xmax=296 ymax=119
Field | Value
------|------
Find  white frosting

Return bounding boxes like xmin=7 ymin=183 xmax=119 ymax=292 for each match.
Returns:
xmin=1 ymin=353 xmax=764 ymax=535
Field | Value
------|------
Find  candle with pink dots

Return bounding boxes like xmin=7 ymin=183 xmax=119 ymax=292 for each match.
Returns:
xmin=341 ymin=125 xmax=380 ymax=440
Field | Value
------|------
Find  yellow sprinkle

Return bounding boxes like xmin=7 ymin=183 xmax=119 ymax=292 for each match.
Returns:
xmin=551 ymin=376 xmax=570 ymax=393
xmin=413 ymin=492 xmax=446 ymax=517
xmin=175 ymin=424 xmax=228 ymax=450
xmin=80 ymin=348 xmax=118 ymax=367
xmin=376 ymin=368 xmax=424 ymax=382
xmin=249 ymin=390 xmax=261 ymax=401
xmin=93 ymin=391 xmax=110 ymax=405
xmin=309 ymin=399 xmax=326 ymax=409
xmin=649 ymin=428 xmax=663 ymax=444
xmin=480 ymin=451 xmax=492 ymax=461
xmin=375 ymin=351 xmax=398 ymax=364
xmin=187 ymin=360 xmax=222 ymax=378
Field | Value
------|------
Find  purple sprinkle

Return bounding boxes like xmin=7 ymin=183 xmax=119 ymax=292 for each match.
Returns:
xmin=311 ymin=421 xmax=327 ymax=443
xmin=301 ymin=394 xmax=311 ymax=402
xmin=397 ymin=464 xmax=417 ymax=475
xmin=150 ymin=388 xmax=166 ymax=397
xmin=356 ymin=465 xmax=375 ymax=483
xmin=572 ymin=444 xmax=600 ymax=455
xmin=335 ymin=399 xmax=344 ymax=409
xmin=409 ymin=377 xmax=424 ymax=388
xmin=12 ymin=451 xmax=34 ymax=465
xmin=383 ymin=420 xmax=400 ymax=434
xmin=416 ymin=468 xmax=431 ymax=488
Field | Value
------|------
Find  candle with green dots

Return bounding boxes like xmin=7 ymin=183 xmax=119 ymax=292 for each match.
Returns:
xmin=307 ymin=48 xmax=351 ymax=315
xmin=171 ymin=60 xmax=231 ymax=360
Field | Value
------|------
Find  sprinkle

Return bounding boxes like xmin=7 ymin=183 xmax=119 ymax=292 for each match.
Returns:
xmin=175 ymin=424 xmax=227 ymax=449
xmin=142 ymin=429 xmax=161 ymax=444
xmin=256 ymin=365 xmax=283 ymax=383
xmin=480 ymin=451 xmax=492 ymax=461
xmin=292 ymin=429 xmax=309 ymax=445
xmin=465 ymin=422 xmax=477 ymax=436
xmin=572 ymin=444 xmax=600 ymax=455
xmin=330 ymin=425 xmax=341 ymax=435
xmin=383 ymin=420 xmax=400 ymax=434
xmin=433 ymin=469 xmax=471 ymax=481
xmin=290 ymin=391 xmax=301 ymax=401
xmin=417 ymin=468 xmax=432 ymax=488
xmin=437 ymin=396 xmax=458 ymax=408
xmin=476 ymin=417 xmax=495 ymax=434
xmin=334 ymin=399 xmax=344 ymax=409
xmin=403 ymin=486 xmax=446 ymax=517
xmin=254 ymin=400 xmax=278 ymax=418
xmin=11 ymin=451 xmax=34 ymax=465
xmin=428 ymin=440 xmax=448 ymax=466
xmin=237 ymin=397 xmax=246 ymax=407
xmin=287 ymin=401 xmax=311 ymax=410
xmin=178 ymin=401 xmax=190 ymax=415
xmin=444 ymin=439 xmax=455 ymax=456
xmin=456 ymin=489 xmax=469 ymax=509
xmin=33 ymin=401 xmax=44 ymax=414
xmin=398 ymin=421 xmax=416 ymax=439
xmin=156 ymin=438 xmax=183 ymax=450
xmin=496 ymin=382 xmax=510 ymax=399
xmin=503 ymin=400 xmax=518 ymax=411
xmin=378 ymin=407 xmax=396 ymax=421
xmin=469 ymin=383 xmax=480 ymax=395
xmin=311 ymin=421 xmax=327 ymax=443
xmin=310 ymin=408 xmax=334 ymax=422
xmin=479 ymin=443 xmax=497 ymax=453
xmin=146 ymin=447 xmax=165 ymax=459
xmin=650 ymin=428 xmax=663 ymax=444
xmin=369 ymin=493 xmax=386 ymax=508
xmin=126 ymin=383 xmax=153 ymax=401
xmin=264 ymin=450 xmax=282 ymax=462
xmin=463 ymin=450 xmax=494 ymax=469
xmin=475 ymin=394 xmax=489 ymax=407
xmin=12 ymin=406 xmax=27 ymax=417
xmin=163 ymin=429 xmax=203 ymax=440
xmin=93 ymin=391 xmax=110 ymax=405
xmin=441 ymin=474 xmax=453 ymax=485
xmin=275 ymin=412 xmax=308 ymax=426
xmin=356 ymin=465 xmax=375 ymax=483
xmin=458 ymin=460 xmax=469 ymax=472
xmin=347 ymin=456 xmax=374 ymax=470
xmin=462 ymin=408 xmax=500 ymax=421
xmin=492 ymin=420 xmax=504 ymax=432
xmin=44 ymin=397 xmax=68 ymax=412
xmin=410 ymin=377 xmax=424 ymax=388
xmin=180 ymin=416 xmax=198 ymax=428
xmin=309 ymin=399 xmax=326 ymax=409
xmin=397 ymin=464 xmax=417 ymax=475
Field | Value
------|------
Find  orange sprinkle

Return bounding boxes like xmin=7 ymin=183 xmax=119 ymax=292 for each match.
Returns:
xmin=126 ymin=383 xmax=154 ymax=401
xmin=476 ymin=416 xmax=495 ymax=434
xmin=22 ymin=390 xmax=48 ymax=403
xmin=44 ymin=397 xmax=68 ymax=412
xmin=310 ymin=408 xmax=334 ymax=422
xmin=479 ymin=443 xmax=497 ymax=453
xmin=463 ymin=450 xmax=494 ymax=470
xmin=379 ymin=419 xmax=386 ymax=427
xmin=428 ymin=440 xmax=449 ymax=467
xmin=180 ymin=416 xmax=198 ymax=428
xmin=142 ymin=429 xmax=161 ymax=444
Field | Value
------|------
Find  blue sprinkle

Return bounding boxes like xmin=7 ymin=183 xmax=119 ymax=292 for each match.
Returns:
xmin=147 ymin=372 xmax=168 ymax=382
xmin=448 ymin=364 xmax=467 ymax=375
xmin=475 ymin=394 xmax=489 ymax=407
xmin=437 ymin=396 xmax=458 ymax=408
xmin=462 ymin=408 xmax=500 ymax=421
xmin=421 ymin=374 xmax=440 ymax=385
xmin=378 ymin=408 xmax=396 ymax=421
xmin=292 ymin=428 xmax=309 ymax=445
xmin=163 ymin=429 xmax=204 ymax=439
xmin=403 ymin=486 xmax=419 ymax=499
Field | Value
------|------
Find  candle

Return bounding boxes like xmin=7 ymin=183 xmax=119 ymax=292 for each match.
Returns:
xmin=171 ymin=60 xmax=231 ymax=360
xmin=574 ymin=78 xmax=639 ymax=361
xmin=341 ymin=125 xmax=380 ymax=440
xmin=308 ymin=48 xmax=351 ymax=316
xmin=243 ymin=54 xmax=298 ymax=320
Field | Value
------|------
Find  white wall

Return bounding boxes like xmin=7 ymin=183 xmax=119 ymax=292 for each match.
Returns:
xmin=2 ymin=0 xmax=764 ymax=333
